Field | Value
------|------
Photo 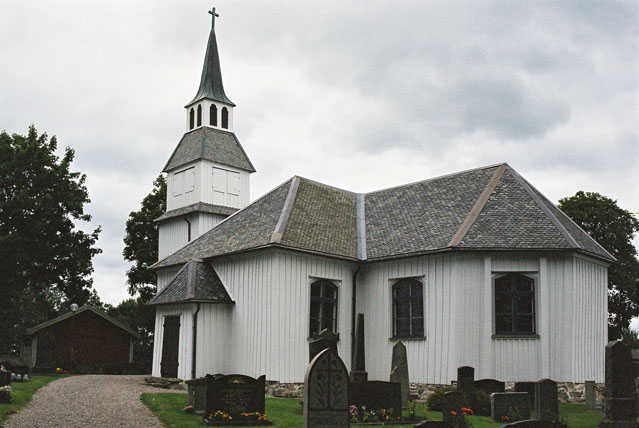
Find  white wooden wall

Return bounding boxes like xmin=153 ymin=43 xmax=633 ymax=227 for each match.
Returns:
xmin=151 ymin=304 xmax=195 ymax=380
xmin=156 ymin=266 xmax=181 ymax=293
xmin=158 ymin=213 xmax=226 ymax=259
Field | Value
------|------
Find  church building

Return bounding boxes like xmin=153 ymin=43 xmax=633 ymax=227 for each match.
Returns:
xmin=149 ymin=10 xmax=613 ymax=385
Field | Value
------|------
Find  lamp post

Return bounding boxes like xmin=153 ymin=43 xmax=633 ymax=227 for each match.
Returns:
xmin=70 ymin=303 xmax=78 ymax=373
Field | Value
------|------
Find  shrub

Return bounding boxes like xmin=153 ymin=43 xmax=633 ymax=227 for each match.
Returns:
xmin=425 ymin=386 xmax=456 ymax=411
xmin=464 ymin=390 xmax=491 ymax=416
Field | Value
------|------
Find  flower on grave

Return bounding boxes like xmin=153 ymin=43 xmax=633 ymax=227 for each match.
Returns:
xmin=258 ymin=413 xmax=268 ymax=421
xmin=56 ymin=367 xmax=62 ymax=373
xmin=0 ymin=385 xmax=11 ymax=400
xmin=0 ymin=365 xmax=6 ymax=372
xmin=183 ymin=405 xmax=194 ymax=414
xmin=461 ymin=407 xmax=474 ymax=415
xmin=451 ymin=411 xmax=457 ymax=416
xmin=501 ymin=415 xmax=510 ymax=421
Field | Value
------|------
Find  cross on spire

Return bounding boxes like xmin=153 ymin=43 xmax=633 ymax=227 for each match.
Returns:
xmin=208 ymin=7 xmax=219 ymax=30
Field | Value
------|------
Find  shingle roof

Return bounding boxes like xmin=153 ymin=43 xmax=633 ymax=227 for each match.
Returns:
xmin=149 ymin=260 xmax=233 ymax=305
xmin=151 ymin=163 xmax=614 ymax=269
xmin=26 ymin=306 xmax=140 ymax=338
xmin=154 ymin=202 xmax=238 ymax=223
xmin=163 ymin=127 xmax=256 ymax=173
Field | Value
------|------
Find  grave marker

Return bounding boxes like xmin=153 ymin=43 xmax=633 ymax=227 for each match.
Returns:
xmin=203 ymin=374 xmax=271 ymax=425
xmin=350 ymin=313 xmax=368 ymax=382
xmin=585 ymin=380 xmax=596 ymax=410
xmin=390 ymin=340 xmax=409 ymax=405
xmin=491 ymin=392 xmax=531 ymax=422
xmin=514 ymin=382 xmax=536 ymax=408
xmin=457 ymin=366 xmax=475 ymax=394
xmin=441 ymin=391 xmax=463 ymax=426
xmin=475 ymin=379 xmax=506 ymax=394
xmin=304 ymin=348 xmax=349 ymax=428
xmin=309 ymin=329 xmax=339 ymax=362
xmin=350 ymin=380 xmax=402 ymax=420
xmin=534 ymin=379 xmax=558 ymax=422
xmin=598 ymin=340 xmax=637 ymax=428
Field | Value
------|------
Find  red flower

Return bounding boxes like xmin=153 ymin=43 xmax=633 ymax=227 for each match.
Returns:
xmin=461 ymin=407 xmax=474 ymax=415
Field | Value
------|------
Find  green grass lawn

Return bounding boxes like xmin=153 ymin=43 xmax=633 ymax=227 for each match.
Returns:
xmin=141 ymin=394 xmax=602 ymax=428
xmin=0 ymin=375 xmax=64 ymax=424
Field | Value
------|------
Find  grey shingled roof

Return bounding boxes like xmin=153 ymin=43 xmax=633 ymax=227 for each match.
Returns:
xmin=163 ymin=127 xmax=256 ymax=173
xmin=152 ymin=163 xmax=614 ymax=269
xmin=154 ymin=202 xmax=238 ymax=223
xmin=149 ymin=260 xmax=233 ymax=305
xmin=26 ymin=306 xmax=140 ymax=338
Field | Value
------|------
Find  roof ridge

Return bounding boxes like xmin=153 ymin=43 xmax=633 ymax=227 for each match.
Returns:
xmin=448 ymin=164 xmax=507 ymax=247
xmin=506 ymin=166 xmax=580 ymax=249
xmin=26 ymin=306 xmax=139 ymax=338
xmin=366 ymin=162 xmax=508 ymax=195
xmin=271 ymin=177 xmax=301 ymax=243
xmin=356 ymin=193 xmax=367 ymax=260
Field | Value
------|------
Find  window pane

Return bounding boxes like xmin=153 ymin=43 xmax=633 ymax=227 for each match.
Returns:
xmin=322 ymin=318 xmax=334 ymax=333
xmin=324 ymin=301 xmax=335 ymax=319
xmin=517 ymin=315 xmax=534 ymax=333
xmin=310 ymin=301 xmax=320 ymax=319
xmin=410 ymin=280 xmax=422 ymax=297
xmin=311 ymin=283 xmax=321 ymax=297
xmin=411 ymin=300 xmax=423 ymax=317
xmin=495 ymin=296 xmax=513 ymax=313
xmin=310 ymin=319 xmax=320 ymax=336
xmin=515 ymin=276 xmax=533 ymax=292
xmin=394 ymin=283 xmax=408 ymax=297
xmin=496 ymin=315 xmax=513 ymax=334
xmin=495 ymin=276 xmax=512 ymax=292
xmin=395 ymin=318 xmax=409 ymax=337
xmin=323 ymin=284 xmax=336 ymax=299
xmin=517 ymin=296 xmax=534 ymax=313
xmin=395 ymin=301 xmax=409 ymax=319
xmin=411 ymin=318 xmax=424 ymax=336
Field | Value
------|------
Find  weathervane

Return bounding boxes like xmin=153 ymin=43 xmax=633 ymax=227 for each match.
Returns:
xmin=208 ymin=7 xmax=219 ymax=30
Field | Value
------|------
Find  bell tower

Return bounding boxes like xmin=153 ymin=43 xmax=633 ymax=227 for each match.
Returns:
xmin=156 ymin=7 xmax=256 ymax=260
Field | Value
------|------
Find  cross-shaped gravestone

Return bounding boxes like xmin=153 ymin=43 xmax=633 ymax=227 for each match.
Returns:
xmin=208 ymin=7 xmax=219 ymax=29
xmin=304 ymin=348 xmax=349 ymax=428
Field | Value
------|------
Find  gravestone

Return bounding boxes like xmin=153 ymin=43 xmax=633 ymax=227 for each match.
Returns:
xmin=585 ymin=380 xmax=596 ymax=410
xmin=203 ymin=374 xmax=271 ymax=425
xmin=598 ymin=340 xmax=637 ymax=428
xmin=304 ymin=348 xmax=349 ymax=428
xmin=350 ymin=313 xmax=368 ymax=382
xmin=534 ymin=379 xmax=558 ymax=422
xmin=475 ymin=379 xmax=506 ymax=394
xmin=496 ymin=421 xmax=569 ymax=428
xmin=514 ymin=382 xmax=536 ymax=408
xmin=390 ymin=340 xmax=409 ymax=405
xmin=457 ymin=366 xmax=475 ymax=394
xmin=491 ymin=392 xmax=531 ymax=422
xmin=185 ymin=376 xmax=208 ymax=414
xmin=0 ymin=371 xmax=10 ymax=387
xmin=309 ymin=329 xmax=339 ymax=362
xmin=441 ymin=390 xmax=463 ymax=425
xmin=350 ymin=380 xmax=402 ymax=419
xmin=414 ymin=421 xmax=453 ymax=427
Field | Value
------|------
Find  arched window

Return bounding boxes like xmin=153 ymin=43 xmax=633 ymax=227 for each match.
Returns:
xmin=221 ymin=107 xmax=229 ymax=129
xmin=494 ymin=273 xmax=535 ymax=335
xmin=189 ymin=108 xmax=194 ymax=130
xmin=392 ymin=278 xmax=424 ymax=338
xmin=210 ymin=105 xmax=218 ymax=126
xmin=309 ymin=279 xmax=338 ymax=337
xmin=197 ymin=104 xmax=202 ymax=127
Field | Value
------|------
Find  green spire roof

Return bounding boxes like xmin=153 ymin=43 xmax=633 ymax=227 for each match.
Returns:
xmin=187 ymin=8 xmax=234 ymax=107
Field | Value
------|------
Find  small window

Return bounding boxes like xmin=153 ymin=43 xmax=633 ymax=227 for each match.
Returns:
xmin=210 ymin=105 xmax=218 ymax=126
xmin=184 ymin=167 xmax=195 ymax=193
xmin=189 ymin=108 xmax=194 ymax=130
xmin=221 ymin=107 xmax=229 ymax=129
xmin=494 ymin=273 xmax=535 ymax=335
xmin=392 ymin=278 xmax=424 ymax=338
xmin=172 ymin=171 xmax=183 ymax=196
xmin=309 ymin=279 xmax=338 ymax=337
xmin=197 ymin=104 xmax=202 ymax=127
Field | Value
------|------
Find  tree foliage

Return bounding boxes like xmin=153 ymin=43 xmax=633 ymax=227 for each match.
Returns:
xmin=558 ymin=191 xmax=639 ymax=340
xmin=0 ymin=126 xmax=101 ymax=353
xmin=107 ymin=296 xmax=156 ymax=364
xmin=122 ymin=175 xmax=166 ymax=301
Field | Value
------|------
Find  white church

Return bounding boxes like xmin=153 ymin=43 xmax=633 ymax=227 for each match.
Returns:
xmin=149 ymin=9 xmax=613 ymax=385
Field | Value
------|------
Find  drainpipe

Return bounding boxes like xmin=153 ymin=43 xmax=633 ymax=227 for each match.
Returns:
xmin=184 ymin=217 xmax=192 ymax=242
xmin=351 ymin=265 xmax=360 ymax=371
xmin=191 ymin=303 xmax=200 ymax=379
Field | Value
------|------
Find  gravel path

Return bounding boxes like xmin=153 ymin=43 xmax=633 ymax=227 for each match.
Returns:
xmin=4 ymin=375 xmax=185 ymax=428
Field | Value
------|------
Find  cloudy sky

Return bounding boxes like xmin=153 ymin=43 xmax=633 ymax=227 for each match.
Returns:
xmin=1 ymin=1 xmax=637 ymax=327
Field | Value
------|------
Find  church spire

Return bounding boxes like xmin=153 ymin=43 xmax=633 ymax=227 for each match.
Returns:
xmin=187 ymin=7 xmax=234 ymax=107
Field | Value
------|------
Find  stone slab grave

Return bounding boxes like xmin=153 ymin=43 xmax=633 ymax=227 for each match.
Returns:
xmin=598 ymin=340 xmax=637 ymax=428
xmin=496 ymin=421 xmax=568 ymax=428
xmin=187 ymin=376 xmax=218 ymax=414
xmin=350 ymin=313 xmax=368 ymax=382
xmin=475 ymin=379 xmax=505 ymax=394
xmin=514 ymin=382 xmax=536 ymax=408
xmin=491 ymin=392 xmax=531 ymax=422
xmin=304 ymin=348 xmax=349 ymax=428
xmin=585 ymin=380 xmax=596 ymax=410
xmin=203 ymin=374 xmax=272 ymax=426
xmin=0 ymin=371 xmax=11 ymax=387
xmin=457 ymin=366 xmax=475 ymax=394
xmin=441 ymin=391 xmax=463 ymax=426
xmin=309 ymin=328 xmax=339 ymax=362
xmin=350 ymin=380 xmax=402 ymax=420
xmin=534 ymin=379 xmax=559 ymax=422
xmin=390 ymin=340 xmax=409 ymax=406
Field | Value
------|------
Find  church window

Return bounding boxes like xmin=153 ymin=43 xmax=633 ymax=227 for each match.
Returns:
xmin=309 ymin=279 xmax=338 ymax=337
xmin=221 ymin=107 xmax=229 ymax=129
xmin=494 ymin=273 xmax=535 ymax=335
xmin=189 ymin=108 xmax=194 ymax=130
xmin=197 ymin=104 xmax=202 ymax=126
xmin=210 ymin=105 xmax=218 ymax=126
xmin=392 ymin=278 xmax=424 ymax=338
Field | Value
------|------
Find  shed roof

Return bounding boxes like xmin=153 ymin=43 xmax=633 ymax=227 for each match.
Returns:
xmin=26 ymin=306 xmax=140 ymax=339
xmin=152 ymin=163 xmax=614 ymax=269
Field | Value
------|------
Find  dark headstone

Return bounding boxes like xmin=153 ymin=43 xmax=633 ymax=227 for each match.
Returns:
xmin=514 ymin=382 xmax=536 ymax=408
xmin=350 ymin=380 xmax=402 ymax=419
xmin=390 ymin=340 xmax=409 ymax=405
xmin=350 ymin=313 xmax=367 ymax=382
xmin=309 ymin=329 xmax=339 ymax=362
xmin=599 ymin=340 xmax=637 ymax=428
xmin=441 ymin=391 xmax=463 ymax=425
xmin=585 ymin=380 xmax=596 ymax=410
xmin=0 ymin=371 xmax=11 ymax=387
xmin=491 ymin=392 xmax=531 ymax=422
xmin=185 ymin=377 xmax=208 ymax=414
xmin=534 ymin=379 xmax=559 ymax=422
xmin=496 ymin=421 xmax=568 ymax=428
xmin=457 ymin=366 xmax=475 ymax=394
xmin=475 ymin=378 xmax=506 ymax=394
xmin=203 ymin=374 xmax=268 ymax=422
xmin=414 ymin=421 xmax=453 ymax=428
xmin=304 ymin=348 xmax=349 ymax=428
